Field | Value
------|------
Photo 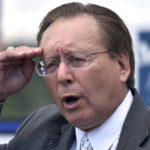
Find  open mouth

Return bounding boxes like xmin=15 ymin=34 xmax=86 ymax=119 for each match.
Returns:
xmin=64 ymin=96 xmax=80 ymax=105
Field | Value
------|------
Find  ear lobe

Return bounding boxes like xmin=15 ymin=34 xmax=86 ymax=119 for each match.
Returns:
xmin=118 ymin=51 xmax=130 ymax=83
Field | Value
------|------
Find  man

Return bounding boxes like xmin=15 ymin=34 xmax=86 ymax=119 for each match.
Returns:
xmin=0 ymin=2 xmax=150 ymax=150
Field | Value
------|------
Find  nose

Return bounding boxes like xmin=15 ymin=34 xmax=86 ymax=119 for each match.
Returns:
xmin=57 ymin=61 xmax=74 ymax=86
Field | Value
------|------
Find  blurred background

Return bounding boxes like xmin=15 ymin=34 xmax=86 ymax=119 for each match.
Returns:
xmin=0 ymin=0 xmax=150 ymax=143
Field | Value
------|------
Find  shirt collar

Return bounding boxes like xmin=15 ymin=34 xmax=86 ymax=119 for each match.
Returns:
xmin=75 ymin=90 xmax=133 ymax=150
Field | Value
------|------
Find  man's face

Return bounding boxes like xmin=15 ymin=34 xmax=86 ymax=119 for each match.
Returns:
xmin=41 ymin=14 xmax=129 ymax=131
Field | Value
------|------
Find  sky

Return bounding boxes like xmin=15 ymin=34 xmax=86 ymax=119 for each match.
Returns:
xmin=1 ymin=0 xmax=150 ymax=45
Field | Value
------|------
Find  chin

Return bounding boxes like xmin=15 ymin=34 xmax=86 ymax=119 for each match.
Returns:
xmin=65 ymin=114 xmax=94 ymax=130
xmin=67 ymin=114 xmax=104 ymax=132
xmin=64 ymin=112 xmax=86 ymax=125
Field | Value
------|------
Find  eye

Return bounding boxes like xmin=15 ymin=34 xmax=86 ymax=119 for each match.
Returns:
xmin=46 ymin=61 xmax=57 ymax=69
xmin=44 ymin=59 xmax=59 ymax=73
xmin=68 ymin=55 xmax=87 ymax=68
xmin=71 ymin=56 xmax=86 ymax=62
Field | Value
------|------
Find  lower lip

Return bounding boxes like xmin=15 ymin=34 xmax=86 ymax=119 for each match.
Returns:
xmin=62 ymin=98 xmax=81 ymax=110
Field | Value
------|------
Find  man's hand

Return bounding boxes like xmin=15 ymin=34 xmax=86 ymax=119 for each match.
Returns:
xmin=0 ymin=46 xmax=42 ymax=101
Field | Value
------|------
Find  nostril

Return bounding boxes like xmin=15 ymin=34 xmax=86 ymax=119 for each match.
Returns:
xmin=59 ymin=79 xmax=73 ymax=86
xmin=67 ymin=79 xmax=72 ymax=84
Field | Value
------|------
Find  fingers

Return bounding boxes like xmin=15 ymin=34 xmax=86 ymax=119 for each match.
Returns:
xmin=0 ymin=46 xmax=42 ymax=61
xmin=0 ymin=60 xmax=23 ymax=69
xmin=0 ymin=46 xmax=41 ymax=99
xmin=7 ymin=46 xmax=15 ymax=50
xmin=23 ymin=59 xmax=35 ymax=83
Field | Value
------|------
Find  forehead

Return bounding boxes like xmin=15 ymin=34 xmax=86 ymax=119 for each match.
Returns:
xmin=41 ymin=14 xmax=105 ymax=56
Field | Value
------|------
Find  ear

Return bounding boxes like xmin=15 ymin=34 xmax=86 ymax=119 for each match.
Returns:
xmin=117 ymin=51 xmax=130 ymax=83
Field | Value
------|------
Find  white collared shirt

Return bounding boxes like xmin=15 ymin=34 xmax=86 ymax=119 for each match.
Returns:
xmin=70 ymin=90 xmax=133 ymax=150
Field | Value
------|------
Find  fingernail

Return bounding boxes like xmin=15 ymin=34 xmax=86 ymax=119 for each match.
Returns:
xmin=7 ymin=46 xmax=14 ymax=50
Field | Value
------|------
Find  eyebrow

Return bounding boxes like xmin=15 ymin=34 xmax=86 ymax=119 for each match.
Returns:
xmin=43 ymin=49 xmax=77 ymax=59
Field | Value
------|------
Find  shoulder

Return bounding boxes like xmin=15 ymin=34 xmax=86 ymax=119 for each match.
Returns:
xmin=117 ymin=89 xmax=150 ymax=149
xmin=131 ymin=88 xmax=150 ymax=112
xmin=7 ymin=105 xmax=71 ymax=149
xmin=16 ymin=104 xmax=68 ymax=135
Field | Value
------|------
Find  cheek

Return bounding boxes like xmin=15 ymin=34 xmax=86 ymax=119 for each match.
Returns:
xmin=79 ymin=61 xmax=119 ymax=96
xmin=81 ymin=64 xmax=108 ymax=85
xmin=44 ymin=77 xmax=58 ymax=98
